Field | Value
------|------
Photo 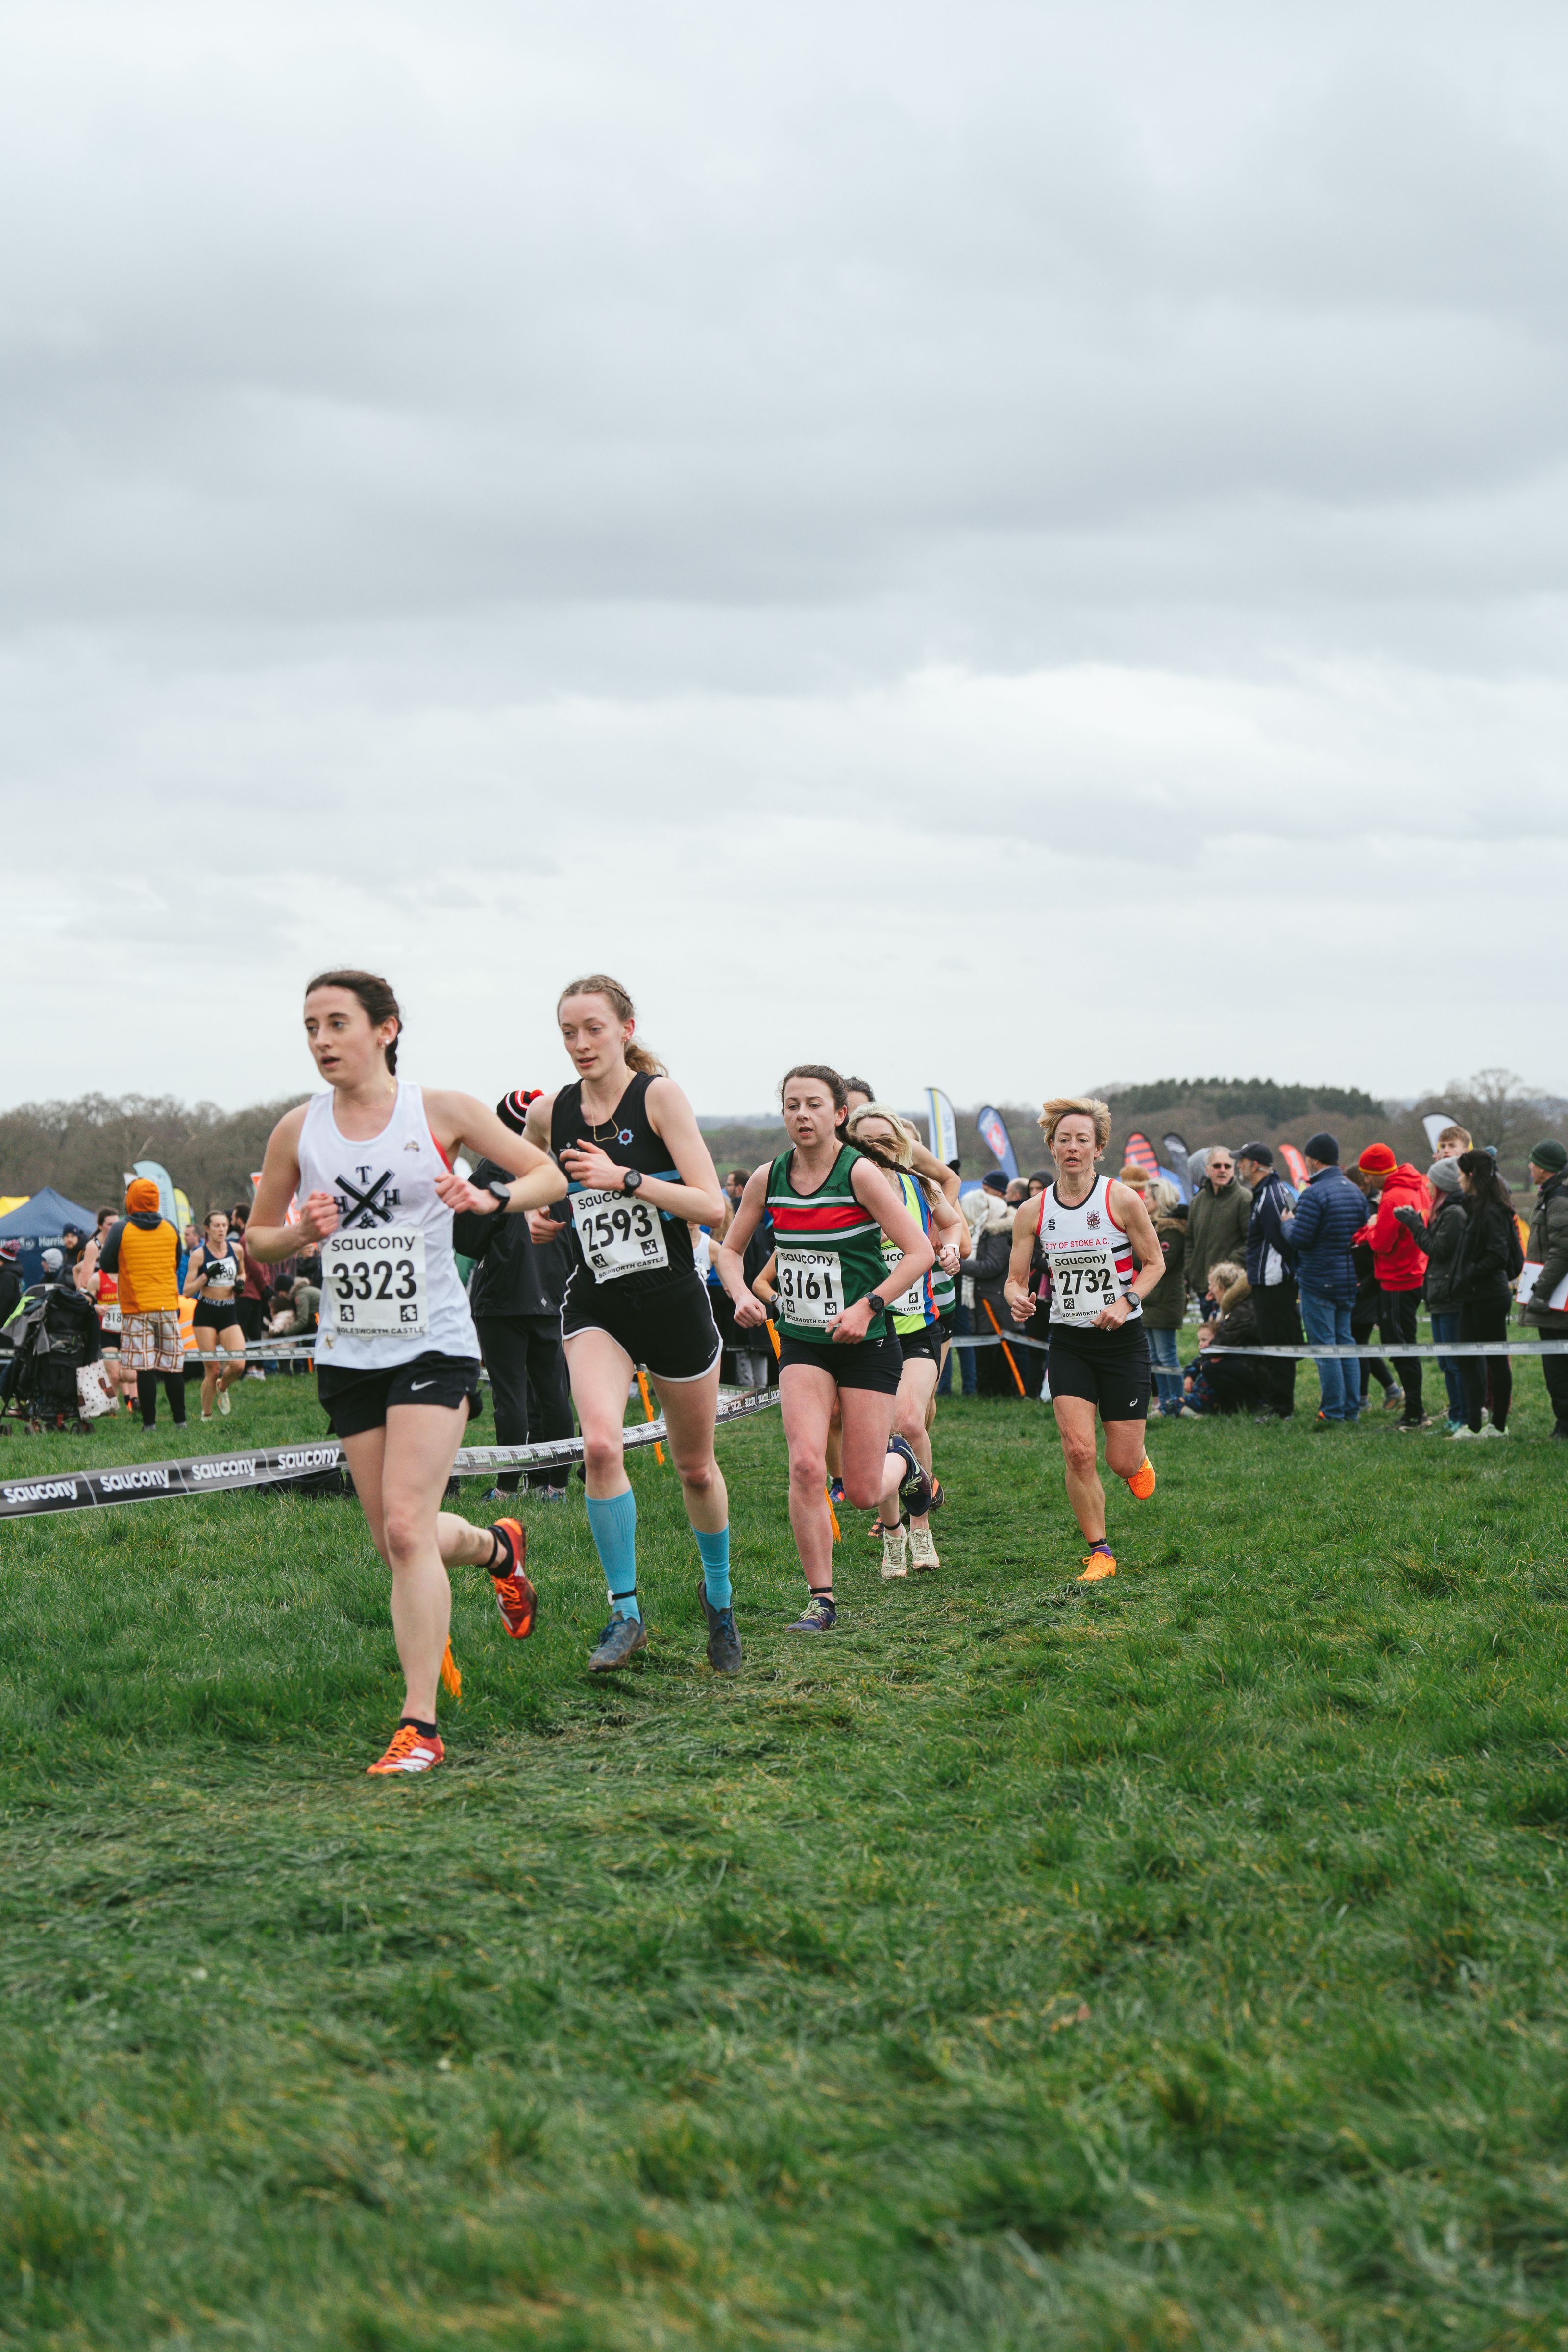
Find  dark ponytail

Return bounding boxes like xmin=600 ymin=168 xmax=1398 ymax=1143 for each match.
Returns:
xmin=1457 ymin=1149 xmax=1513 ymax=1215
xmin=305 ymin=969 xmax=402 ymax=1072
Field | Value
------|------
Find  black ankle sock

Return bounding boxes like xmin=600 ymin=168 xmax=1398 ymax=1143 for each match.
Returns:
xmin=812 ymin=1589 xmax=836 ymax=1608
xmin=487 ymin=1525 xmax=513 ymax=1575
xmin=399 ymin=1716 xmax=438 ymax=1739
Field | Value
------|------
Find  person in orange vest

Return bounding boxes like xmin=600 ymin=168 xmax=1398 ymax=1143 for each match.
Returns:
xmin=99 ymin=1179 xmax=187 ymax=1431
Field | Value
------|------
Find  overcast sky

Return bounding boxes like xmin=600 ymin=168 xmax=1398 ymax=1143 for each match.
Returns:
xmin=2 ymin=0 xmax=1562 ymax=1119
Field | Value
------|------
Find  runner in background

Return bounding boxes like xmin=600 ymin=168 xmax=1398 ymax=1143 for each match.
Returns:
xmin=183 ymin=1209 xmax=248 ymax=1421
xmin=843 ymin=1079 xmax=962 ymax=1214
xmin=523 ymin=975 xmax=742 ymax=1678
xmin=845 ymin=1102 xmax=965 ymax=1576
xmin=246 ymin=969 xmax=565 ymax=1778
xmin=717 ymin=1066 xmax=933 ymax=1631
xmin=1007 ymin=1097 xmax=1164 ymax=1583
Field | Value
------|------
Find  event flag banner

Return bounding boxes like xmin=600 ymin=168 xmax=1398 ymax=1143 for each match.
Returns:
xmin=1122 ymin=1131 xmax=1160 ymax=1178
xmin=1279 ymin=1143 xmax=1309 ymax=1190
xmin=1161 ymin=1133 xmax=1192 ymax=1198
xmin=976 ymin=1106 xmax=1018 ymax=1181
xmin=1423 ymin=1113 xmax=1458 ymax=1155
xmin=925 ymin=1088 xmax=959 ymax=1167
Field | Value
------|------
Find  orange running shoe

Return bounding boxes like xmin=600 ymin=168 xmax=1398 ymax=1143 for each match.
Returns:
xmin=1126 ymin=1458 xmax=1156 ymax=1502
xmin=1077 ymin=1545 xmax=1117 ymax=1583
xmin=489 ymin=1518 xmax=537 ymax=1640
xmin=367 ymin=1724 xmax=444 ymax=1775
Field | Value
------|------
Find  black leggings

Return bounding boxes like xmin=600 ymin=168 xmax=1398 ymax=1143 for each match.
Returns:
xmin=136 ymin=1370 xmax=187 ymax=1428
xmin=1459 ymin=1300 xmax=1511 ymax=1433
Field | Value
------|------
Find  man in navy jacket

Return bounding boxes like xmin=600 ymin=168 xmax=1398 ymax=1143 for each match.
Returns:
xmin=1284 ymin=1132 xmax=1366 ymax=1426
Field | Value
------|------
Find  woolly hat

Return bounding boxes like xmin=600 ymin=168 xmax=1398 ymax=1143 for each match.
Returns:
xmin=41 ymin=1248 xmax=64 ymax=1272
xmin=0 ymin=1239 xmax=18 ymax=1260
xmin=125 ymin=1177 xmax=160 ymax=1213
xmin=1428 ymin=1157 xmax=1463 ymax=1195
xmin=1237 ymin=1140 xmax=1273 ymax=1168
xmin=1303 ymin=1132 xmax=1339 ymax=1165
xmin=494 ymin=1089 xmax=540 ymax=1136
xmin=982 ymin=1171 xmax=1009 ymax=1194
xmin=1358 ymin=1143 xmax=1397 ymax=1176
xmin=1530 ymin=1138 xmax=1568 ymax=1175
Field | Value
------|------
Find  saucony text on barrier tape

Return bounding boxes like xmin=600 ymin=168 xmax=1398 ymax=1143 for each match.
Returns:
xmin=0 ymin=1386 xmax=782 ymax=1521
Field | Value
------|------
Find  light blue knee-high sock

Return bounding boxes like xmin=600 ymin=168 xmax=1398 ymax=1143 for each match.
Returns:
xmin=585 ymin=1489 xmax=640 ymax=1620
xmin=695 ymin=1526 xmax=732 ymax=1611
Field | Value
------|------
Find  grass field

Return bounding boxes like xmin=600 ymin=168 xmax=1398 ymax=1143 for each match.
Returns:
xmin=4 ymin=1360 xmax=1568 ymax=2349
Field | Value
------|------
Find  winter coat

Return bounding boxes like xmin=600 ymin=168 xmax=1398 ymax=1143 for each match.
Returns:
xmin=1210 ymin=1274 xmax=1260 ymax=1349
xmin=0 ymin=1263 xmax=23 ymax=1329
xmin=1286 ymin=1165 xmax=1363 ymax=1303
xmin=1187 ymin=1178 xmax=1253 ymax=1299
xmin=463 ymin=1155 xmax=573 ymax=1319
xmin=1393 ymin=1195 xmax=1467 ymax=1313
xmin=1522 ymin=1170 xmax=1568 ymax=1332
xmin=99 ymin=1212 xmax=180 ymax=1316
xmin=1244 ymin=1171 xmax=1297 ymax=1290
xmin=1141 ymin=1212 xmax=1189 ymax=1329
xmin=1451 ymin=1197 xmax=1515 ymax=1308
xmin=1361 ymin=1164 xmax=1430 ymax=1293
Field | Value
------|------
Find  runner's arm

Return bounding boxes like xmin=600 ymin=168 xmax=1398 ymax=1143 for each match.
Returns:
xmin=244 ymin=1105 xmax=339 ymax=1265
xmin=829 ymin=1160 xmax=933 ymax=1344
xmin=181 ymin=1251 xmax=205 ymax=1298
xmin=558 ymin=1076 xmax=726 ymax=1226
xmin=752 ymin=1250 xmax=778 ymax=1306
xmin=909 ymin=1136 xmax=961 ymax=1208
xmin=425 ymin=1091 xmax=569 ymax=1216
xmin=1097 ymin=1182 xmax=1165 ymax=1330
xmin=1004 ymin=1200 xmax=1039 ymax=1323
xmin=714 ymin=1165 xmax=771 ymax=1327
xmin=931 ymin=1188 xmax=965 ymax=1272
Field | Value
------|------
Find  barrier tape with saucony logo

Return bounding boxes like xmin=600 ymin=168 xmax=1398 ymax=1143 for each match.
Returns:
xmin=0 ymin=1386 xmax=782 ymax=1522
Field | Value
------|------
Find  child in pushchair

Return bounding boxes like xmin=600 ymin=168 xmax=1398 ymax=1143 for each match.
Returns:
xmin=0 ymin=1281 xmax=107 ymax=1434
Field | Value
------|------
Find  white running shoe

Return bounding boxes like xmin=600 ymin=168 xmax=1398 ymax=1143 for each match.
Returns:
xmin=1479 ymin=1422 xmax=1509 ymax=1439
xmin=880 ymin=1521 xmax=908 ymax=1580
xmin=217 ymin=1389 xmax=231 ymax=1417
xmin=909 ymin=1525 xmax=940 ymax=1571
xmin=1449 ymin=1425 xmax=1478 ymax=1440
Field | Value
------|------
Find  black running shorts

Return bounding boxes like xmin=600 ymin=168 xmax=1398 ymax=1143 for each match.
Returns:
xmin=778 ymin=1328 xmax=904 ymax=1395
xmin=895 ymin=1321 xmax=947 ymax=1367
xmin=317 ymin=1351 xmax=482 ymax=1438
xmin=1046 ymin=1321 xmax=1151 ymax=1422
xmin=561 ymin=1269 xmax=720 ymax=1383
xmin=193 ymin=1298 xmax=242 ymax=1332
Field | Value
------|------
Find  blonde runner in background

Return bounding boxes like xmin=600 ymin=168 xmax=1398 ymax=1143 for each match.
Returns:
xmin=246 ymin=968 xmax=564 ymax=1777
xmin=844 ymin=1102 xmax=965 ymax=1579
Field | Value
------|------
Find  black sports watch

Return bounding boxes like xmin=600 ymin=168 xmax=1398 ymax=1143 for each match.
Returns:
xmin=484 ymin=1180 xmax=513 ymax=1212
xmin=621 ymin=1168 xmax=644 ymax=1195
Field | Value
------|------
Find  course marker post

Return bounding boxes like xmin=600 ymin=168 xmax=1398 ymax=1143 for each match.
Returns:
xmin=981 ymin=1298 xmax=1027 ymax=1396
xmin=636 ymin=1369 xmax=666 ymax=1466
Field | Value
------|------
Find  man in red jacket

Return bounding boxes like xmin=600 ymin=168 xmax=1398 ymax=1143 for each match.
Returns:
xmin=1357 ymin=1144 xmax=1431 ymax=1431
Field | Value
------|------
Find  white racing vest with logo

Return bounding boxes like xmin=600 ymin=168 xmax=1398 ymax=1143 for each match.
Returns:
xmin=298 ymin=1080 xmax=479 ymax=1370
xmin=1036 ymin=1175 xmax=1142 ymax=1329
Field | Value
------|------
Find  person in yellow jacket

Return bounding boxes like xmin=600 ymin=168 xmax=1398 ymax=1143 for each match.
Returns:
xmin=100 ymin=1179 xmax=187 ymax=1431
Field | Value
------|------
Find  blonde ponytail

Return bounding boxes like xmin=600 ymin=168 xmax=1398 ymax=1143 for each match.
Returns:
xmin=556 ymin=973 xmax=667 ymax=1077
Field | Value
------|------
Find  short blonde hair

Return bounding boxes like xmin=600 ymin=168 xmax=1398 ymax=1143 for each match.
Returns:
xmin=1039 ymin=1096 xmax=1112 ymax=1153
xmin=845 ymin=1100 xmax=914 ymax=1169
xmin=1207 ymin=1259 xmax=1244 ymax=1294
xmin=1148 ymin=1179 xmax=1181 ymax=1216
xmin=1438 ymin=1123 xmax=1472 ymax=1150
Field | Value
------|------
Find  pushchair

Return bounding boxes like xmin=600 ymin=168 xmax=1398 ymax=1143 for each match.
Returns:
xmin=0 ymin=1284 xmax=105 ymax=1434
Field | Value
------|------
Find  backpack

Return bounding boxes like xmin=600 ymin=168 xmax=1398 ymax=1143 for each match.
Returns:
xmin=1506 ymin=1213 xmax=1525 ymax=1282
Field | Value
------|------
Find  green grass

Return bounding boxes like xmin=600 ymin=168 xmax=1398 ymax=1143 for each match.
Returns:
xmin=3 ymin=1365 xmax=1568 ymax=2348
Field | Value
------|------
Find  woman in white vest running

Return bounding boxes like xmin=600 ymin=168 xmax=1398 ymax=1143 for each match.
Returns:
xmin=246 ymin=969 xmax=566 ymax=1776
xmin=1005 ymin=1096 xmax=1164 ymax=1583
